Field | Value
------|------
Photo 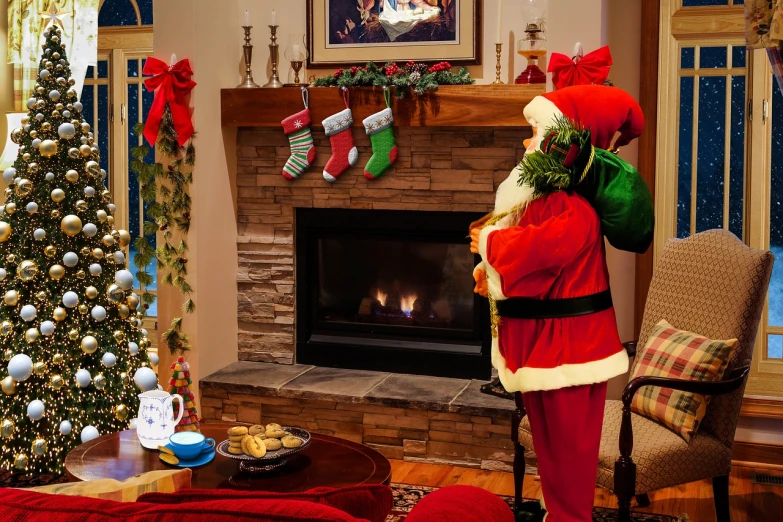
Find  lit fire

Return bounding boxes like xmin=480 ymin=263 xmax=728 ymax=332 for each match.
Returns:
xmin=400 ymin=294 xmax=417 ymax=317
xmin=375 ymin=289 xmax=387 ymax=307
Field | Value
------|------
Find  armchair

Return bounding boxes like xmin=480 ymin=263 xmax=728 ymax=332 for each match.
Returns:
xmin=512 ymin=230 xmax=774 ymax=521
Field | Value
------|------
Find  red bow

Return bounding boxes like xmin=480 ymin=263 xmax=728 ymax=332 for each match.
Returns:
xmin=143 ymin=57 xmax=197 ymax=146
xmin=548 ymin=46 xmax=612 ymax=90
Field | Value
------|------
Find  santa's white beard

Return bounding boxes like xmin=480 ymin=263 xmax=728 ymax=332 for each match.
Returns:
xmin=491 ymin=141 xmax=539 ymax=222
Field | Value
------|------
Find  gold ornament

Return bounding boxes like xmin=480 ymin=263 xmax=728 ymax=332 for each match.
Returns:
xmin=33 ymin=361 xmax=47 ymax=375
xmin=75 ymin=200 xmax=88 ymax=212
xmin=61 ymin=214 xmax=82 ymax=236
xmin=44 ymin=245 xmax=57 ymax=257
xmin=92 ymin=248 xmax=104 ymax=259
xmin=81 ymin=122 xmax=91 ymax=133
xmin=117 ymin=229 xmax=131 ymax=247
xmin=21 ymin=115 xmax=30 ymax=125
xmin=3 ymin=349 xmax=12 ymax=360
xmin=14 ymin=453 xmax=28 ymax=470
xmin=56 ymin=103 xmax=63 ymax=110
xmin=49 ymin=265 xmax=65 ymax=280
xmin=140 ymin=337 xmax=151 ymax=349
xmin=10 ymin=128 xmax=21 ymax=144
xmin=51 ymin=188 xmax=65 ymax=202
xmin=115 ymin=404 xmax=129 ymax=421
xmin=68 ymin=147 xmax=80 ymax=160
xmin=102 ymin=234 xmax=115 ymax=247
xmin=4 ymin=188 xmax=11 ymax=198
xmin=1 ymin=321 xmax=12 ymax=336
xmin=94 ymin=373 xmax=106 ymax=390
xmin=32 ymin=438 xmax=47 ymax=456
xmin=67 ymin=88 xmax=77 ymax=99
xmin=50 ymin=209 xmax=61 ymax=219
xmin=0 ymin=222 xmax=11 ymax=242
xmin=102 ymin=190 xmax=112 ymax=201
xmin=28 ymin=129 xmax=37 ymax=139
xmin=96 ymin=210 xmax=107 ymax=222
xmin=76 ymin=269 xmax=86 ymax=280
xmin=35 ymin=291 xmax=46 ymax=302
xmin=6 ymin=254 xmax=15 ymax=263
xmin=25 ymin=328 xmax=39 ymax=342
xmin=5 ymin=203 xmax=16 ymax=215
xmin=107 ymin=284 xmax=125 ymax=303
xmin=85 ymin=160 xmax=100 ymax=177
xmin=113 ymin=330 xmax=126 ymax=343
xmin=2 ymin=376 xmax=16 ymax=395
xmin=45 ymin=60 xmax=53 ymax=70
xmin=81 ymin=335 xmax=98 ymax=354
xmin=120 ymin=372 xmax=130 ymax=385
xmin=4 ymin=290 xmax=19 ymax=306
xmin=22 ymin=152 xmax=31 ymax=162
xmin=52 ymin=353 xmax=64 ymax=365
xmin=53 ymin=307 xmax=67 ymax=321
xmin=17 ymin=260 xmax=38 ymax=281
xmin=79 ymin=144 xmax=92 ymax=157
xmin=52 ymin=52 xmax=61 ymax=60
xmin=51 ymin=110 xmax=60 ymax=119
xmin=65 ymin=169 xmax=79 ymax=182
xmin=107 ymin=215 xmax=115 ymax=226
xmin=15 ymin=179 xmax=32 ymax=196
xmin=78 ymin=303 xmax=88 ymax=314
xmin=80 ymin=247 xmax=91 ymax=257
xmin=28 ymin=162 xmax=40 ymax=174
xmin=118 ymin=304 xmax=130 ymax=319
xmin=86 ymin=286 xmax=98 ymax=299
xmin=68 ymin=329 xmax=79 ymax=341
xmin=42 ymin=122 xmax=52 ymax=132
xmin=50 ymin=374 xmax=64 ymax=390
xmin=1 ymin=419 xmax=14 ymax=438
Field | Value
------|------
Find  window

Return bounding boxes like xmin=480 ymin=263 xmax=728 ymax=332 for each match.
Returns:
xmin=95 ymin=0 xmax=157 ymax=350
xmin=658 ymin=0 xmax=783 ymax=395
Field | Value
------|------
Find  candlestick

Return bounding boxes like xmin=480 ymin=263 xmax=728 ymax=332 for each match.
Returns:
xmin=271 ymin=9 xmax=276 ymax=26
xmin=244 ymin=9 xmax=250 ymax=27
xmin=496 ymin=0 xmax=503 ymax=44
xmin=237 ymin=26 xmax=261 ymax=88
xmin=493 ymin=43 xmax=504 ymax=84
xmin=261 ymin=25 xmax=283 ymax=88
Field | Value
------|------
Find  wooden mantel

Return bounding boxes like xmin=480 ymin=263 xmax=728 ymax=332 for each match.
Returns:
xmin=221 ymin=85 xmax=545 ymax=128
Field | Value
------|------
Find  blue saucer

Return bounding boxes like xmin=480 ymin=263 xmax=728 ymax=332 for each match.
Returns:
xmin=163 ymin=443 xmax=215 ymax=468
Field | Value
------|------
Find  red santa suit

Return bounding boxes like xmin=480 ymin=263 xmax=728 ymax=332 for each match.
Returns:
xmin=475 ymin=86 xmax=644 ymax=522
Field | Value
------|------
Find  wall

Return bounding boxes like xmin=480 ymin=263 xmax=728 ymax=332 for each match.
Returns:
xmin=0 ymin=8 xmax=16 ymax=148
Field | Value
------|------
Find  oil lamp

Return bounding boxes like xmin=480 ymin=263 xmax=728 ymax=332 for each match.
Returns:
xmin=515 ymin=1 xmax=547 ymax=85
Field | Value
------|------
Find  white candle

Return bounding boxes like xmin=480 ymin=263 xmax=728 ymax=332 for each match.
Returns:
xmin=244 ymin=9 xmax=250 ymax=27
xmin=170 ymin=53 xmax=177 ymax=65
xmin=496 ymin=0 xmax=503 ymax=44
xmin=271 ymin=9 xmax=276 ymax=26
xmin=293 ymin=44 xmax=301 ymax=58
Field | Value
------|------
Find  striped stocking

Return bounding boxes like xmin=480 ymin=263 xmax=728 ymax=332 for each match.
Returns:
xmin=281 ymin=108 xmax=316 ymax=180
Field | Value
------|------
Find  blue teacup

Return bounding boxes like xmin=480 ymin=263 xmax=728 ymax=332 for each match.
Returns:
xmin=168 ymin=431 xmax=215 ymax=460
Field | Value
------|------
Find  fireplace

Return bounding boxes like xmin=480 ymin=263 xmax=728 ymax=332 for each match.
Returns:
xmin=296 ymin=208 xmax=491 ymax=380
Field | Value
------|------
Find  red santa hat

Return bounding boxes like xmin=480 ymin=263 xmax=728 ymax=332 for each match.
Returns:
xmin=522 ymin=85 xmax=644 ymax=150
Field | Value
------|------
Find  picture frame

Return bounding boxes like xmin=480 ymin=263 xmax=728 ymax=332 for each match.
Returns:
xmin=307 ymin=0 xmax=482 ymax=68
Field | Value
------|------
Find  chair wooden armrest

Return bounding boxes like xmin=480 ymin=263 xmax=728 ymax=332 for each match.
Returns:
xmin=613 ymin=366 xmax=750 ymax=518
xmin=622 ymin=341 xmax=638 ymax=357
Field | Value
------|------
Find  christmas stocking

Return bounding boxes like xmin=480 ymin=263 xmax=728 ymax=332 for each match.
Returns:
xmin=322 ymin=108 xmax=358 ymax=182
xmin=280 ymin=88 xmax=316 ymax=180
xmin=362 ymin=89 xmax=398 ymax=180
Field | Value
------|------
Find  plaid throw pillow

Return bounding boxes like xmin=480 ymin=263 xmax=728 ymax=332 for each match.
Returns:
xmin=631 ymin=319 xmax=737 ymax=442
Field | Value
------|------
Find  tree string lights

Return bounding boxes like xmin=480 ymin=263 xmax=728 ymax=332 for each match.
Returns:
xmin=0 ymin=25 xmax=154 ymax=476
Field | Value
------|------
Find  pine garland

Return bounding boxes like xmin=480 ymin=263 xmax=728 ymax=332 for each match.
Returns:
xmin=130 ymin=109 xmax=195 ymax=354
xmin=311 ymin=61 xmax=474 ymax=98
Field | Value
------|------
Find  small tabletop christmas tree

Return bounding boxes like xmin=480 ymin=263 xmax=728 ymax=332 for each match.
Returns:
xmin=0 ymin=25 xmax=154 ymax=476
xmin=168 ymin=356 xmax=199 ymax=433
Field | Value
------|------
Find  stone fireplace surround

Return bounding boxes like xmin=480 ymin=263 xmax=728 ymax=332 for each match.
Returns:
xmin=202 ymin=86 xmax=539 ymax=470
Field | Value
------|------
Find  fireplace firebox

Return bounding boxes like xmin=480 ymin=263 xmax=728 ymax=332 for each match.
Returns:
xmin=296 ymin=208 xmax=491 ymax=380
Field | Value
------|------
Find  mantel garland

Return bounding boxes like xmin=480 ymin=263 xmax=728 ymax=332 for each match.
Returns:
xmin=311 ymin=61 xmax=474 ymax=98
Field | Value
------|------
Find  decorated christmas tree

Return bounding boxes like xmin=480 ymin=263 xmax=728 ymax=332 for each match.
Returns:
xmin=0 ymin=25 xmax=156 ymax=476
xmin=168 ymin=356 xmax=199 ymax=433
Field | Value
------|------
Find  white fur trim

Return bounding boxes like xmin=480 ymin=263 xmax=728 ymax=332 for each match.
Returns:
xmin=323 ymin=171 xmax=337 ymax=182
xmin=348 ymin=146 xmax=358 ymax=165
xmin=523 ymin=96 xmax=563 ymax=142
xmin=492 ymin=337 xmax=629 ymax=393
xmin=478 ymin=225 xmax=507 ymax=300
xmin=362 ymin=108 xmax=393 ymax=135
xmin=322 ymin=108 xmax=353 ymax=136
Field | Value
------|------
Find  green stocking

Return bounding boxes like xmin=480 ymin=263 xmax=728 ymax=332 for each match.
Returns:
xmin=362 ymin=90 xmax=397 ymax=180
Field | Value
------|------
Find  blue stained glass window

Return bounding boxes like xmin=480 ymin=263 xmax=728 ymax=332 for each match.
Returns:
xmin=137 ymin=0 xmax=154 ymax=25
xmin=700 ymin=46 xmax=728 ymax=68
xmin=98 ymin=0 xmax=139 ymax=27
xmin=85 ymin=65 xmax=95 ymax=79
xmin=729 ymin=76 xmax=745 ymax=238
xmin=97 ymin=84 xmax=110 ymax=180
xmin=127 ymin=59 xmax=139 ymax=78
xmin=768 ymin=335 xmax=783 ymax=359
xmin=695 ymin=76 xmax=726 ymax=232
xmin=678 ymin=76 xmax=695 ymax=238
xmin=97 ymin=60 xmax=108 ymax=78
xmin=81 ymin=86 xmax=94 ymax=136
xmin=734 ymin=0 xmax=745 ymax=5
xmin=769 ymin=75 xmax=783 ymax=328
xmin=681 ymin=47 xmax=695 ymax=69
xmin=732 ymin=46 xmax=746 ymax=68
xmin=683 ymin=0 xmax=728 ymax=5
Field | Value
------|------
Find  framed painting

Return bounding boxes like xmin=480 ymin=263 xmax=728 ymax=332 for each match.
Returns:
xmin=307 ymin=0 xmax=482 ymax=67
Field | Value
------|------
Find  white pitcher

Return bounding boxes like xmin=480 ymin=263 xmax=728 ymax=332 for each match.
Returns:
xmin=136 ymin=390 xmax=184 ymax=449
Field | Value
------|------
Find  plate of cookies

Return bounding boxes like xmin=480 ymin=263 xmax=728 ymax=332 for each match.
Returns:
xmin=216 ymin=423 xmax=311 ymax=473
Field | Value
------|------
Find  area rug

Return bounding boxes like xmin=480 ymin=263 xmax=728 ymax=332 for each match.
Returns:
xmin=387 ymin=483 xmax=686 ymax=522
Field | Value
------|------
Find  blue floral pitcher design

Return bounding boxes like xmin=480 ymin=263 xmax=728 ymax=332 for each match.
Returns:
xmin=136 ymin=390 xmax=184 ymax=449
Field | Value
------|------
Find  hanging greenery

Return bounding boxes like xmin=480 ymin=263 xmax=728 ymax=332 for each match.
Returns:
xmin=311 ymin=61 xmax=474 ymax=98
xmin=130 ymin=108 xmax=195 ymax=354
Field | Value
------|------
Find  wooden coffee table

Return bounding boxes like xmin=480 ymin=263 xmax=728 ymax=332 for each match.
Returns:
xmin=64 ymin=422 xmax=391 ymax=491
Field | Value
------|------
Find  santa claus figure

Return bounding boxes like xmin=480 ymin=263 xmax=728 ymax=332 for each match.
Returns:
xmin=470 ymin=85 xmax=652 ymax=522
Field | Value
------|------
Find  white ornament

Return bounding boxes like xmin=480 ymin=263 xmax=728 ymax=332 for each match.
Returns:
xmin=148 ymin=352 xmax=160 ymax=366
xmin=2 ymin=168 xmax=15 ymax=184
xmin=58 ymin=123 xmax=76 ymax=139
xmin=63 ymin=252 xmax=79 ymax=267
xmin=60 ymin=420 xmax=72 ymax=435
xmin=26 ymin=202 xmax=38 ymax=214
xmin=128 ymin=342 xmax=139 ymax=355
xmin=83 ymin=223 xmax=97 ymax=237
xmin=0 ymin=205 xmax=4 ymax=214
xmin=62 ymin=291 xmax=79 ymax=308
xmin=108 ymin=203 xmax=116 ymax=214
xmin=39 ymin=69 xmax=50 ymax=81
xmin=115 ymin=270 xmax=134 ymax=291
xmin=27 ymin=400 xmax=45 ymax=421
xmin=101 ymin=352 xmax=116 ymax=367
xmin=141 ymin=328 xmax=149 ymax=337
xmin=20 ymin=305 xmax=37 ymax=322
xmin=26 ymin=98 xmax=36 ymax=110
xmin=0 ymin=268 xmax=6 ymax=281
xmin=49 ymin=90 xmax=61 ymax=101
xmin=84 ymin=186 xmax=95 ymax=197
xmin=129 ymin=418 xmax=138 ymax=430
xmin=26 ymin=328 xmax=39 ymax=342
xmin=33 ymin=228 xmax=46 ymax=240
xmin=81 ymin=426 xmax=99 ymax=443
xmin=32 ymin=139 xmax=41 ymax=149
xmin=8 ymin=354 xmax=33 ymax=382
xmin=35 ymin=113 xmax=44 ymax=121
xmin=73 ymin=101 xmax=83 ymax=112
xmin=40 ymin=320 xmax=55 ymax=336
xmin=133 ymin=367 xmax=158 ymax=392
xmin=113 ymin=251 xmax=126 ymax=265
xmin=89 ymin=263 xmax=102 ymax=276
xmin=75 ymin=368 xmax=92 ymax=388
xmin=62 ymin=110 xmax=71 ymax=119
xmin=91 ymin=306 xmax=107 ymax=322
xmin=45 ymin=172 xmax=55 ymax=181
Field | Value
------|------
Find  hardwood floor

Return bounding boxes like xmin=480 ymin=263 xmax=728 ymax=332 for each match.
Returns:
xmin=391 ymin=461 xmax=783 ymax=521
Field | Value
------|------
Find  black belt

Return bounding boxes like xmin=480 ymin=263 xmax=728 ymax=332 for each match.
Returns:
xmin=495 ymin=290 xmax=613 ymax=319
